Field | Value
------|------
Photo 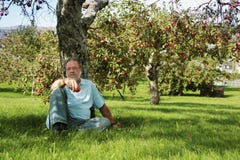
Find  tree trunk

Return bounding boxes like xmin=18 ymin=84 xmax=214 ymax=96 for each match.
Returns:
xmin=56 ymin=0 xmax=108 ymax=78
xmin=145 ymin=64 xmax=160 ymax=105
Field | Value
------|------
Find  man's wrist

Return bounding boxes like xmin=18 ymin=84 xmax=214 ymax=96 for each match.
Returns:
xmin=111 ymin=121 xmax=117 ymax=126
xmin=59 ymin=79 xmax=65 ymax=87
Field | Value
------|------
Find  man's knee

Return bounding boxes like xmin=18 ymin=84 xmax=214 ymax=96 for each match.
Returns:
xmin=47 ymin=87 xmax=68 ymax=129
xmin=50 ymin=87 xmax=67 ymax=103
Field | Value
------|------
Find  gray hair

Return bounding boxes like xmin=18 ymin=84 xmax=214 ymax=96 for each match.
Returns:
xmin=64 ymin=56 xmax=82 ymax=69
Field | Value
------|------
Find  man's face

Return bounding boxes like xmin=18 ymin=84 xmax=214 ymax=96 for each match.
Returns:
xmin=66 ymin=60 xmax=81 ymax=81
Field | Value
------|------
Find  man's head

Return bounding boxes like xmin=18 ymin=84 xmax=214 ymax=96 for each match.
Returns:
xmin=65 ymin=57 xmax=82 ymax=81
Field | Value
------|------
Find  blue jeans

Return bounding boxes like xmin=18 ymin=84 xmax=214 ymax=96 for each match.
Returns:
xmin=46 ymin=88 xmax=111 ymax=131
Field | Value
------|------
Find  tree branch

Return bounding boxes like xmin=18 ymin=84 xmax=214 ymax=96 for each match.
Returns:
xmin=82 ymin=0 xmax=109 ymax=29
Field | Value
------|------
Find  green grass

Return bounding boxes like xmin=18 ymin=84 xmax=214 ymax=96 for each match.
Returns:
xmin=0 ymin=81 xmax=240 ymax=160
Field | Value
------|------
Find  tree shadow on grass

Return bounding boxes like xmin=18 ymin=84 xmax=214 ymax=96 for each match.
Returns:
xmin=0 ymin=86 xmax=23 ymax=93
xmin=1 ymin=112 xmax=239 ymax=153
xmin=162 ymin=102 xmax=240 ymax=109
xmin=118 ymin=115 xmax=240 ymax=152
xmin=103 ymin=95 xmax=150 ymax=102
xmin=0 ymin=114 xmax=47 ymax=138
xmin=121 ymin=103 xmax=240 ymax=117
xmin=206 ymin=117 xmax=240 ymax=126
xmin=224 ymin=87 xmax=240 ymax=92
xmin=104 ymin=93 xmax=237 ymax=103
xmin=0 ymin=87 xmax=30 ymax=98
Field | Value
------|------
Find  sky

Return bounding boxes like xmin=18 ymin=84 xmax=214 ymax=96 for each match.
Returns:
xmin=0 ymin=0 xmax=209 ymax=28
xmin=0 ymin=0 xmax=57 ymax=27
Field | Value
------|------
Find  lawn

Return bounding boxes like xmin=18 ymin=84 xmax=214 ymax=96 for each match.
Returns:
xmin=0 ymin=82 xmax=240 ymax=160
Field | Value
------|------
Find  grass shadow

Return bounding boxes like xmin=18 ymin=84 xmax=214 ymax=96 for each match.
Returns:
xmin=0 ymin=114 xmax=47 ymax=138
xmin=103 ymin=95 xmax=150 ymax=102
xmin=206 ymin=117 xmax=240 ymax=126
xmin=160 ymin=102 xmax=240 ymax=110
xmin=224 ymin=87 xmax=240 ymax=92
xmin=0 ymin=86 xmax=23 ymax=93
xmin=121 ymin=102 xmax=240 ymax=116
xmin=118 ymin=115 xmax=240 ymax=151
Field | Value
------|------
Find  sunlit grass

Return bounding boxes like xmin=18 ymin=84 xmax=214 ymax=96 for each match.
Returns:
xmin=0 ymin=81 xmax=240 ymax=160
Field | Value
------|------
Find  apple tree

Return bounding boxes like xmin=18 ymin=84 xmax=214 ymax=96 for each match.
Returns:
xmin=0 ymin=26 xmax=60 ymax=99
xmin=87 ymin=0 xmax=235 ymax=104
xmin=0 ymin=27 xmax=39 ymax=92
xmin=86 ymin=0 xmax=142 ymax=100
xmin=87 ymin=0 xmax=171 ymax=103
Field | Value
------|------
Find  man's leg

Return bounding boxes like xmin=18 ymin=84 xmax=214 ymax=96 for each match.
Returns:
xmin=78 ymin=117 xmax=111 ymax=131
xmin=46 ymin=87 xmax=68 ymax=130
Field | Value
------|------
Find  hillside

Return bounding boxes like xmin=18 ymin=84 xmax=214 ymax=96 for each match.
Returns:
xmin=0 ymin=25 xmax=55 ymax=38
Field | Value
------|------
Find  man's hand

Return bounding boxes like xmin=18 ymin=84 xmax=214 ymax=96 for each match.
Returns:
xmin=111 ymin=122 xmax=121 ymax=128
xmin=99 ymin=104 xmax=120 ymax=128
xmin=63 ymin=78 xmax=79 ymax=91
xmin=50 ymin=78 xmax=80 ymax=92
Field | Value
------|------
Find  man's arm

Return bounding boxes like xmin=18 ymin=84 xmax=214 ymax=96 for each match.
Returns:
xmin=50 ymin=79 xmax=65 ymax=91
xmin=99 ymin=104 xmax=120 ymax=128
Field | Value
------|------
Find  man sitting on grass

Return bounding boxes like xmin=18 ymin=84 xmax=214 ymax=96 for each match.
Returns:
xmin=46 ymin=57 xmax=120 ymax=133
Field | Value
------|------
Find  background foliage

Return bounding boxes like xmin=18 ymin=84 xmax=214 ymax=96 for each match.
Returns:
xmin=0 ymin=26 xmax=60 ymax=101
xmin=1 ymin=0 xmax=240 ymax=103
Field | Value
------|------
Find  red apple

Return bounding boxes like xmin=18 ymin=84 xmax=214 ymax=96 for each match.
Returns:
xmin=36 ymin=5 xmax=41 ymax=10
xmin=237 ymin=56 xmax=240 ymax=60
xmin=38 ymin=0 xmax=43 ymax=4
xmin=100 ymin=39 xmax=107 ymax=45
xmin=232 ymin=47 xmax=237 ymax=52
xmin=111 ymin=19 xmax=116 ymax=25
xmin=202 ymin=24 xmax=207 ymax=29
xmin=237 ymin=42 xmax=240 ymax=47
xmin=111 ymin=79 xmax=116 ymax=84
xmin=129 ymin=47 xmax=133 ymax=53
xmin=92 ymin=52 xmax=96 ymax=58
xmin=145 ymin=41 xmax=150 ymax=47
xmin=104 ymin=56 xmax=109 ymax=62
xmin=121 ymin=71 xmax=127 ymax=77
xmin=236 ymin=33 xmax=240 ymax=39
xmin=75 ymin=87 xmax=81 ymax=92
xmin=26 ymin=1 xmax=32 ymax=7
xmin=191 ymin=32 xmax=196 ymax=36
xmin=178 ymin=50 xmax=184 ymax=55
xmin=169 ymin=44 xmax=174 ymax=50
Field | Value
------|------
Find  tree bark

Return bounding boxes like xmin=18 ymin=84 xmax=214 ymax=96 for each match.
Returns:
xmin=145 ymin=64 xmax=160 ymax=105
xmin=56 ymin=0 xmax=108 ymax=78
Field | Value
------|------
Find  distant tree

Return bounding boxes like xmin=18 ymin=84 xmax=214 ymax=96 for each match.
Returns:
xmin=0 ymin=26 xmax=59 ymax=97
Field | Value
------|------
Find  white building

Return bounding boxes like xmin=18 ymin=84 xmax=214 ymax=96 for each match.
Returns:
xmin=219 ymin=61 xmax=240 ymax=73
